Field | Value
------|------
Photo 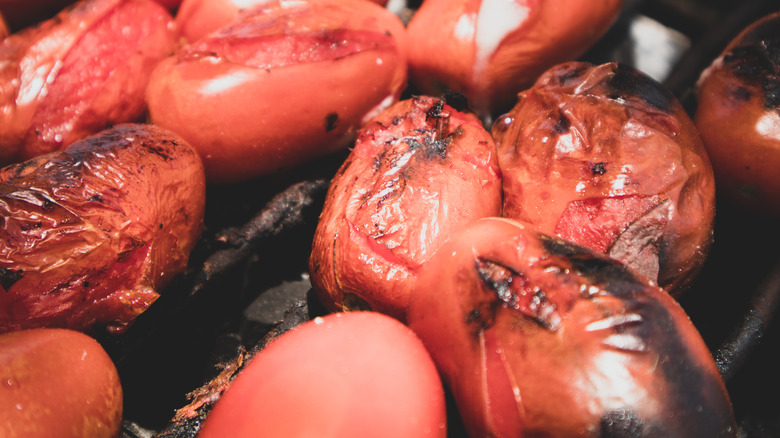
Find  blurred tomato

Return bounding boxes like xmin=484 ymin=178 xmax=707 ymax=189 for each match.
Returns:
xmin=0 ymin=0 xmax=74 ymax=32
xmin=695 ymin=11 xmax=780 ymax=217
xmin=197 ymin=311 xmax=447 ymax=438
xmin=406 ymin=0 xmax=623 ymax=121
xmin=0 ymin=0 xmax=177 ymax=165
xmin=147 ymin=0 xmax=408 ymax=183
xmin=0 ymin=328 xmax=123 ymax=438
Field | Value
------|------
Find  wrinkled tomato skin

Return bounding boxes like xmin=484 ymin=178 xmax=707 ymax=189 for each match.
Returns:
xmin=0 ymin=124 xmax=206 ymax=334
xmin=0 ymin=328 xmax=123 ymax=438
xmin=694 ymin=12 xmax=780 ymax=218
xmin=0 ymin=0 xmax=177 ymax=165
xmin=406 ymin=0 xmax=623 ymax=121
xmin=407 ymin=217 xmax=737 ymax=438
xmin=309 ymin=95 xmax=503 ymax=321
xmin=146 ymin=0 xmax=408 ymax=184
xmin=197 ymin=311 xmax=447 ymax=438
xmin=493 ymin=61 xmax=716 ymax=295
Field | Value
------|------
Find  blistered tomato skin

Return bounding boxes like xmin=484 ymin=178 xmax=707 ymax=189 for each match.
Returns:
xmin=0 ymin=123 xmax=206 ymax=334
xmin=309 ymin=95 xmax=503 ymax=321
xmin=493 ymin=61 xmax=715 ymax=295
xmin=407 ymin=217 xmax=737 ymax=438
xmin=0 ymin=0 xmax=177 ymax=165
xmin=695 ymin=12 xmax=780 ymax=217
xmin=146 ymin=0 xmax=408 ymax=184
xmin=406 ymin=0 xmax=623 ymax=121
xmin=197 ymin=311 xmax=447 ymax=438
xmin=0 ymin=328 xmax=123 ymax=438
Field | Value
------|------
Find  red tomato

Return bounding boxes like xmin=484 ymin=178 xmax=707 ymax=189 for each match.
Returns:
xmin=0 ymin=328 xmax=123 ymax=438
xmin=694 ymin=12 xmax=780 ymax=217
xmin=147 ymin=0 xmax=408 ymax=183
xmin=175 ymin=0 xmax=273 ymax=44
xmin=406 ymin=0 xmax=623 ymax=121
xmin=197 ymin=311 xmax=447 ymax=438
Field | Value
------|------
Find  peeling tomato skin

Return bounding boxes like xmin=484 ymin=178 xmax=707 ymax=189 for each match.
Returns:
xmin=695 ymin=12 xmax=780 ymax=218
xmin=0 ymin=0 xmax=177 ymax=165
xmin=407 ymin=217 xmax=737 ymax=438
xmin=0 ymin=123 xmax=206 ymax=334
xmin=494 ymin=61 xmax=716 ymax=295
xmin=0 ymin=328 xmax=123 ymax=438
xmin=309 ymin=95 xmax=502 ymax=321
xmin=147 ymin=0 xmax=408 ymax=184
xmin=405 ymin=0 xmax=623 ymax=121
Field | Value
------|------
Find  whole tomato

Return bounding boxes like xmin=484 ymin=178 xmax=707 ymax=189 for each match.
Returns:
xmin=0 ymin=0 xmax=177 ymax=165
xmin=406 ymin=0 xmax=623 ymax=121
xmin=407 ymin=217 xmax=736 ymax=438
xmin=0 ymin=124 xmax=206 ymax=334
xmin=197 ymin=311 xmax=447 ymax=438
xmin=493 ymin=61 xmax=716 ymax=295
xmin=146 ymin=0 xmax=408 ymax=183
xmin=0 ymin=328 xmax=123 ymax=438
xmin=694 ymin=11 xmax=780 ymax=217
xmin=309 ymin=95 xmax=502 ymax=321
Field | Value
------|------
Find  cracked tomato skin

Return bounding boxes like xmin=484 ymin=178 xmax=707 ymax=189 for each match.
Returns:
xmin=197 ymin=311 xmax=447 ymax=438
xmin=309 ymin=95 xmax=502 ymax=321
xmin=0 ymin=0 xmax=177 ymax=165
xmin=0 ymin=328 xmax=123 ymax=438
xmin=146 ymin=0 xmax=408 ymax=184
xmin=407 ymin=217 xmax=737 ymax=438
xmin=493 ymin=61 xmax=716 ymax=295
xmin=406 ymin=0 xmax=623 ymax=122
xmin=0 ymin=123 xmax=206 ymax=335
xmin=694 ymin=12 xmax=780 ymax=218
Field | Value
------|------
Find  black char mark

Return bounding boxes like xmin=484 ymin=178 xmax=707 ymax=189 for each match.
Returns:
xmin=601 ymin=408 xmax=645 ymax=437
xmin=724 ymin=38 xmax=780 ymax=109
xmin=605 ymin=64 xmax=673 ymax=112
xmin=325 ymin=112 xmax=339 ymax=132
xmin=0 ymin=267 xmax=23 ymax=290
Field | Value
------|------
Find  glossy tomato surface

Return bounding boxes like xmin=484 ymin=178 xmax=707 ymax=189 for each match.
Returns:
xmin=695 ymin=11 xmax=780 ymax=217
xmin=309 ymin=95 xmax=502 ymax=321
xmin=197 ymin=311 xmax=447 ymax=438
xmin=0 ymin=328 xmax=123 ymax=438
xmin=147 ymin=0 xmax=408 ymax=183
xmin=407 ymin=217 xmax=736 ymax=438
xmin=493 ymin=61 xmax=716 ymax=295
xmin=406 ymin=0 xmax=623 ymax=121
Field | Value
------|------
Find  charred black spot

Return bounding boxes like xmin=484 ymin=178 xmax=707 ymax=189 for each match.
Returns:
xmin=553 ymin=113 xmax=571 ymax=134
xmin=83 ymin=281 xmax=90 ymax=288
xmin=406 ymin=132 xmax=450 ymax=160
xmin=89 ymin=194 xmax=104 ymax=203
xmin=591 ymin=162 xmax=607 ymax=175
xmin=539 ymin=234 xmax=644 ymax=298
xmin=0 ymin=267 xmax=23 ymax=290
xmin=442 ymin=90 xmax=469 ymax=112
xmin=325 ymin=112 xmax=339 ymax=132
xmin=391 ymin=116 xmax=404 ymax=126
xmin=465 ymin=308 xmax=493 ymax=332
xmin=724 ymin=39 xmax=780 ymax=109
xmin=605 ymin=64 xmax=673 ymax=112
xmin=41 ymin=198 xmax=55 ymax=210
xmin=20 ymin=221 xmax=42 ymax=231
xmin=426 ymin=100 xmax=446 ymax=120
xmin=600 ymin=409 xmax=644 ymax=437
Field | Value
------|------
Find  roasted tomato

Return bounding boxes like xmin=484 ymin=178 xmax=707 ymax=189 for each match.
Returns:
xmin=0 ymin=328 xmax=123 ymax=438
xmin=694 ymin=12 xmax=780 ymax=217
xmin=406 ymin=0 xmax=623 ymax=121
xmin=146 ymin=0 xmax=408 ymax=183
xmin=492 ymin=61 xmax=715 ymax=295
xmin=309 ymin=95 xmax=502 ymax=321
xmin=0 ymin=11 xmax=8 ymax=38
xmin=407 ymin=217 xmax=737 ymax=438
xmin=0 ymin=123 xmax=206 ymax=334
xmin=174 ymin=0 xmax=271 ymax=44
xmin=197 ymin=311 xmax=447 ymax=438
xmin=0 ymin=0 xmax=177 ymax=165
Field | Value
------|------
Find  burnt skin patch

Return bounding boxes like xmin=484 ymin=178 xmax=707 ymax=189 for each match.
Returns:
xmin=725 ymin=39 xmax=780 ymax=109
xmin=325 ymin=112 xmax=339 ymax=131
xmin=605 ymin=64 xmax=673 ymax=112
xmin=0 ymin=267 xmax=23 ymax=290
xmin=600 ymin=409 xmax=644 ymax=437
xmin=552 ymin=112 xmax=571 ymax=134
xmin=590 ymin=161 xmax=607 ymax=175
